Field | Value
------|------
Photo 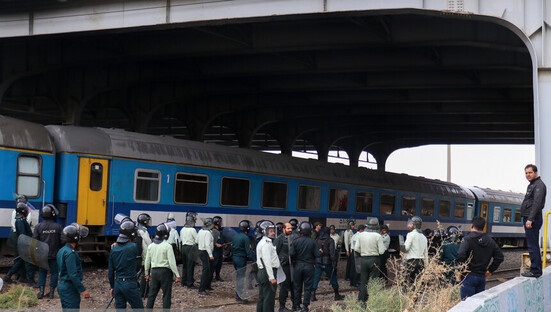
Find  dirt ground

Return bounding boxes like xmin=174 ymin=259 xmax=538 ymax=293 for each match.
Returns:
xmin=4 ymin=260 xmax=355 ymax=312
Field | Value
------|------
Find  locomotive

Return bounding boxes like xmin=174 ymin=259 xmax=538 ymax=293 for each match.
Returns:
xmin=0 ymin=115 xmax=525 ymax=255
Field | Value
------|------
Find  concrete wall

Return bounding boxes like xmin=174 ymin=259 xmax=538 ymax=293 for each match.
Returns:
xmin=449 ymin=266 xmax=551 ymax=312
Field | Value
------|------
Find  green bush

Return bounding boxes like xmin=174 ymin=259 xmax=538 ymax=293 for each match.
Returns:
xmin=0 ymin=285 xmax=38 ymax=309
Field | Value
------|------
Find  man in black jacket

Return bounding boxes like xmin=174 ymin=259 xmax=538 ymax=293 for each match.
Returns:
xmin=311 ymin=227 xmax=344 ymax=302
xmin=457 ymin=216 xmax=504 ymax=300
xmin=290 ymin=221 xmax=320 ymax=312
xmin=520 ymin=164 xmax=547 ymax=278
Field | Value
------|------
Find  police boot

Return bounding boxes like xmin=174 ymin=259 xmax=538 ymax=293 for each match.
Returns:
xmin=334 ymin=289 xmax=345 ymax=301
xmin=311 ymin=290 xmax=317 ymax=301
xmin=37 ymin=286 xmax=45 ymax=299
xmin=3 ymin=273 xmax=13 ymax=284
xmin=47 ymin=287 xmax=56 ymax=299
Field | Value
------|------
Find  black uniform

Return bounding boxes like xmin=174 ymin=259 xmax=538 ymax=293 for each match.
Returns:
xmin=274 ymin=232 xmax=296 ymax=310
xmin=290 ymin=235 xmax=320 ymax=312
xmin=33 ymin=219 xmax=63 ymax=293
xmin=212 ymin=226 xmax=224 ymax=281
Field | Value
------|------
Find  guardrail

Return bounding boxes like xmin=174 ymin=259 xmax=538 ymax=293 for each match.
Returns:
xmin=543 ymin=211 xmax=551 ymax=268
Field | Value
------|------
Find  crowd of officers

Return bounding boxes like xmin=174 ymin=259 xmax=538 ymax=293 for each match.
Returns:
xmin=3 ymin=197 xmax=505 ymax=311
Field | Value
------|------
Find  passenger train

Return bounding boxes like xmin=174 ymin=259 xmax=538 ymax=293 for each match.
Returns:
xmin=0 ymin=115 xmax=525 ymax=255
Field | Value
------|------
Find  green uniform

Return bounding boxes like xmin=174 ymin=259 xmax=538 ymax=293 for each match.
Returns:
xmin=57 ymin=243 xmax=86 ymax=311
xmin=108 ymin=242 xmax=143 ymax=310
xmin=145 ymin=239 xmax=180 ymax=309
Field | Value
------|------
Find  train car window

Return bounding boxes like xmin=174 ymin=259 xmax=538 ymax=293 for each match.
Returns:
xmin=380 ymin=194 xmax=395 ymax=215
xmin=514 ymin=210 xmax=521 ymax=222
xmin=466 ymin=203 xmax=474 ymax=220
xmin=401 ymin=196 xmax=416 ymax=216
xmin=454 ymin=203 xmax=465 ymax=219
xmin=221 ymin=177 xmax=250 ymax=207
xmin=297 ymin=185 xmax=320 ymax=211
xmin=329 ymin=188 xmax=348 ymax=212
xmin=89 ymin=163 xmax=103 ymax=191
xmin=355 ymin=191 xmax=373 ymax=214
xmin=438 ymin=200 xmax=450 ymax=219
xmin=503 ymin=208 xmax=512 ymax=223
xmin=262 ymin=181 xmax=287 ymax=209
xmin=17 ymin=155 xmax=41 ymax=197
xmin=175 ymin=173 xmax=208 ymax=205
xmin=493 ymin=206 xmax=501 ymax=223
xmin=421 ymin=198 xmax=434 ymax=217
xmin=134 ymin=170 xmax=160 ymax=202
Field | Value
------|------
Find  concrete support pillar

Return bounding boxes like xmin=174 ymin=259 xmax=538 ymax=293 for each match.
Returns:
xmin=536 ymin=70 xmax=551 ymax=219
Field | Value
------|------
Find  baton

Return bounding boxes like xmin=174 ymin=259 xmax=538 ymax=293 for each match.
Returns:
xmin=103 ymin=296 xmax=114 ymax=312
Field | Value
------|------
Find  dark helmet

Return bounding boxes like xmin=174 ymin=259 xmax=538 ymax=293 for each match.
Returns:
xmin=137 ymin=213 xmax=152 ymax=227
xmin=298 ymin=221 xmax=312 ymax=236
xmin=276 ymin=222 xmax=284 ymax=235
xmin=118 ymin=220 xmax=138 ymax=243
xmin=239 ymin=220 xmax=251 ymax=233
xmin=347 ymin=219 xmax=356 ymax=229
xmin=366 ymin=217 xmax=379 ymax=231
xmin=289 ymin=218 xmax=299 ymax=230
xmin=409 ymin=216 xmax=423 ymax=230
xmin=15 ymin=202 xmax=28 ymax=218
xmin=446 ymin=225 xmax=461 ymax=242
xmin=155 ymin=223 xmax=169 ymax=240
xmin=202 ymin=217 xmax=213 ymax=230
xmin=185 ymin=211 xmax=197 ymax=226
xmin=380 ymin=224 xmax=389 ymax=232
xmin=16 ymin=194 xmax=27 ymax=203
xmin=329 ymin=225 xmax=336 ymax=231
xmin=63 ymin=223 xmax=89 ymax=243
xmin=41 ymin=204 xmax=59 ymax=219
xmin=213 ymin=216 xmax=222 ymax=226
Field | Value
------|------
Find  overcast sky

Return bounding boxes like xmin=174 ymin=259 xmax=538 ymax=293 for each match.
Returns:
xmin=293 ymin=144 xmax=535 ymax=194
xmin=385 ymin=144 xmax=535 ymax=194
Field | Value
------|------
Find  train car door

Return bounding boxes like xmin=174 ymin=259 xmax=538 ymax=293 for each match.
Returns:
xmin=77 ymin=158 xmax=109 ymax=225
xmin=480 ymin=202 xmax=489 ymax=233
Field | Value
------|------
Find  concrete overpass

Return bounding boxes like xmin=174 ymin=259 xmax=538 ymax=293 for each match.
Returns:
xmin=0 ymin=0 xmax=542 ymax=172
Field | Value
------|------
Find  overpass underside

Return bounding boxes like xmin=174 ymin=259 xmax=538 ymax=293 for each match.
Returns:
xmin=0 ymin=1 xmax=537 ymax=170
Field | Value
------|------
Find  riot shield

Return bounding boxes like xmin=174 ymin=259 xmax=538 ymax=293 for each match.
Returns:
xmin=235 ymin=262 xmax=259 ymax=301
xmin=17 ymin=235 xmax=49 ymax=269
xmin=276 ymin=267 xmax=286 ymax=284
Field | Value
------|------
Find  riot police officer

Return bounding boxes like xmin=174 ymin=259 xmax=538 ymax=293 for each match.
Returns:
xmin=166 ymin=213 xmax=181 ymax=263
xmin=180 ymin=211 xmax=198 ymax=288
xmin=212 ymin=216 xmax=224 ymax=281
xmin=136 ymin=213 xmax=152 ymax=297
xmin=197 ymin=217 xmax=214 ymax=295
xmin=401 ymin=216 xmax=428 ymax=285
xmin=256 ymin=220 xmax=280 ymax=312
xmin=354 ymin=217 xmax=385 ymax=304
xmin=289 ymin=218 xmax=299 ymax=235
xmin=5 ymin=203 xmax=35 ymax=286
xmin=344 ymin=220 xmax=355 ymax=281
xmin=33 ymin=204 xmax=63 ymax=299
xmin=108 ymin=220 xmax=144 ymax=310
xmin=145 ymin=223 xmax=181 ymax=310
xmin=290 ymin=221 xmax=320 ymax=312
xmin=232 ymin=220 xmax=255 ymax=302
xmin=57 ymin=223 xmax=90 ymax=311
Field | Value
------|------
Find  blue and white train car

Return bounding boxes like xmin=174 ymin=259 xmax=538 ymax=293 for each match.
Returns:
xmin=0 ymin=115 xmax=56 ymax=245
xmin=44 ymin=125 xmax=478 ymax=248
xmin=469 ymin=187 xmax=525 ymax=246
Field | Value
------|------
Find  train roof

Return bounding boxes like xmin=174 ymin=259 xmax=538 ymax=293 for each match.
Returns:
xmin=46 ymin=125 xmax=474 ymax=199
xmin=467 ymin=186 xmax=524 ymax=205
xmin=0 ymin=115 xmax=55 ymax=153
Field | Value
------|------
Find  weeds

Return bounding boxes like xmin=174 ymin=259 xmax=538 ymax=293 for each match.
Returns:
xmin=334 ymin=222 xmax=467 ymax=312
xmin=0 ymin=285 xmax=38 ymax=309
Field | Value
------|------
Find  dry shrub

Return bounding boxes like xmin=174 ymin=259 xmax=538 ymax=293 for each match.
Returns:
xmin=0 ymin=285 xmax=38 ymax=309
xmin=333 ymin=222 xmax=467 ymax=312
